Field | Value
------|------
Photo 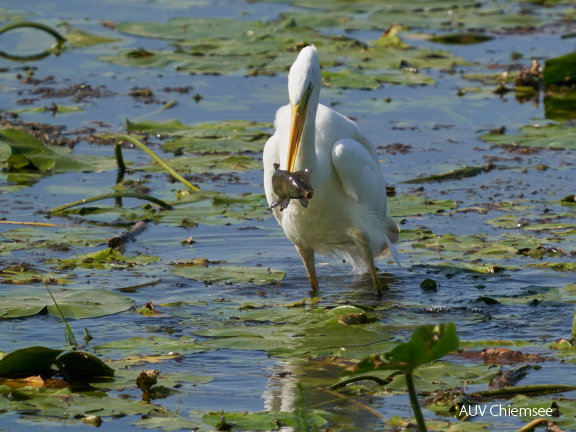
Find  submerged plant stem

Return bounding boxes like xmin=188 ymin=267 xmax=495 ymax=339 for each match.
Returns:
xmin=571 ymin=304 xmax=576 ymax=345
xmin=48 ymin=192 xmax=173 ymax=214
xmin=322 ymin=389 xmax=386 ymax=421
xmin=405 ymin=372 xmax=427 ymax=432
xmin=115 ymin=135 xmax=199 ymax=191
xmin=474 ymin=384 xmax=576 ymax=398
xmin=330 ymin=374 xmax=394 ymax=389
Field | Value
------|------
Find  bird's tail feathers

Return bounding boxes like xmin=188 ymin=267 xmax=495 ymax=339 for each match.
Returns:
xmin=377 ymin=216 xmax=401 ymax=267
xmin=382 ymin=232 xmax=401 ymax=268
xmin=382 ymin=215 xmax=401 ymax=245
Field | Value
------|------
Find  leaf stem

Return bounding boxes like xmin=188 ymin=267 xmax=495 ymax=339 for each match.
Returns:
xmin=329 ymin=374 xmax=394 ymax=390
xmin=571 ymin=304 xmax=576 ymax=345
xmin=115 ymin=134 xmax=199 ymax=191
xmin=45 ymin=286 xmax=78 ymax=348
xmin=0 ymin=21 xmax=66 ymax=43
xmin=405 ymin=372 xmax=427 ymax=432
xmin=48 ymin=192 xmax=173 ymax=214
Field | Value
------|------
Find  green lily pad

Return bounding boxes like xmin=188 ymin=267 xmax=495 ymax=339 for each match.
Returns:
xmin=57 ymin=351 xmax=115 ymax=381
xmin=385 ymin=361 xmax=499 ymax=392
xmin=133 ymin=415 xmax=204 ymax=431
xmin=543 ymin=52 xmax=576 ymax=85
xmin=402 ymin=164 xmax=494 ymax=183
xmin=100 ymin=15 xmax=466 ymax=86
xmin=126 ymin=118 xmax=272 ymax=155
xmin=0 ymin=346 xmax=64 ymax=378
xmin=8 ymin=105 xmax=85 ymax=115
xmin=277 ymin=1 xmax=541 ymax=31
xmin=544 ymin=93 xmax=576 ymax=121
xmin=153 ymin=192 xmax=270 ymax=226
xmin=48 ymin=247 xmax=160 ymax=270
xmin=0 ymin=266 xmax=71 ymax=285
xmin=4 ymin=387 xmax=167 ymax=418
xmin=194 ymin=306 xmax=395 ymax=359
xmin=388 ymin=194 xmax=457 ymax=217
xmin=94 ymin=336 xmax=207 ymax=357
xmin=0 ymin=127 xmax=117 ymax=173
xmin=143 ymin=154 xmax=261 ymax=174
xmin=172 ymin=261 xmax=285 ymax=286
xmin=342 ymin=323 xmax=458 ymax=375
xmin=65 ymin=27 xmax=120 ymax=47
xmin=0 ymin=289 xmax=134 ymax=319
xmin=323 ymin=67 xmax=434 ymax=89
xmin=202 ymin=410 xmax=328 ymax=431
xmin=479 ymin=123 xmax=576 ymax=149
xmin=1 ymin=226 xmax=111 ymax=247
xmin=507 ymin=397 xmax=576 ymax=430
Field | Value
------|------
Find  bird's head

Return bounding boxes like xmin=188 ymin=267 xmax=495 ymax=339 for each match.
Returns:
xmin=286 ymin=45 xmax=321 ymax=172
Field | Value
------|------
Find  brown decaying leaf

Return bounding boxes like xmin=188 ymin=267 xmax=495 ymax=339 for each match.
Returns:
xmin=0 ymin=376 xmax=73 ymax=389
xmin=461 ymin=347 xmax=548 ymax=365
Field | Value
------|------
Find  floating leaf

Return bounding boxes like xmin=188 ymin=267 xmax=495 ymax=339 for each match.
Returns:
xmin=65 ymin=27 xmax=120 ymax=47
xmin=479 ymin=123 xmax=576 ymax=149
xmin=126 ymin=119 xmax=271 ymax=155
xmin=388 ymin=194 xmax=457 ymax=217
xmin=323 ymin=68 xmax=434 ymax=89
xmin=133 ymin=415 xmax=203 ymax=431
xmin=195 ymin=306 xmax=395 ymax=359
xmin=402 ymin=164 xmax=494 ymax=183
xmin=153 ymin=195 xmax=270 ymax=226
xmin=276 ymin=2 xmax=542 ymax=31
xmin=0 ymin=289 xmax=133 ymax=319
xmin=3 ymin=387 xmax=166 ymax=418
xmin=0 ymin=267 xmax=71 ymax=285
xmin=342 ymin=323 xmax=459 ymax=375
xmin=544 ymin=93 xmax=576 ymax=121
xmin=543 ymin=52 xmax=576 ymax=85
xmin=8 ymin=105 xmax=85 ymax=115
xmin=202 ymin=410 xmax=328 ymax=431
xmin=172 ymin=262 xmax=284 ymax=286
xmin=48 ymin=247 xmax=160 ymax=270
xmin=95 ymin=336 xmax=207 ymax=357
xmin=0 ymin=127 xmax=117 ymax=173
xmin=0 ymin=346 xmax=64 ymax=378
xmin=143 ymin=154 xmax=261 ymax=174
xmin=429 ymin=33 xmax=494 ymax=44
xmin=57 ymin=351 xmax=115 ymax=381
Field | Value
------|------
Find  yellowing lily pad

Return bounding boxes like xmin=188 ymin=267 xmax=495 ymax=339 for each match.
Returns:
xmin=48 ymin=247 xmax=160 ymax=270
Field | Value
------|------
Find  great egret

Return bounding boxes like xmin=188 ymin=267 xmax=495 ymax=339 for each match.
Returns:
xmin=263 ymin=45 xmax=400 ymax=296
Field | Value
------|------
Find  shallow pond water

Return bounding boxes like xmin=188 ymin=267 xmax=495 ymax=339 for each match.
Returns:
xmin=2 ymin=0 xmax=576 ymax=431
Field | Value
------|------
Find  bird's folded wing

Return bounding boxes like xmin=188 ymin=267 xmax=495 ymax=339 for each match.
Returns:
xmin=331 ymin=138 xmax=386 ymax=207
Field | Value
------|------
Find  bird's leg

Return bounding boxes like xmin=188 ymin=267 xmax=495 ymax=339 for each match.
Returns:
xmin=295 ymin=245 xmax=319 ymax=292
xmin=356 ymin=233 xmax=383 ymax=297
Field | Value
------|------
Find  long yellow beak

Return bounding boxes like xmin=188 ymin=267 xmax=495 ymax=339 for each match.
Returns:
xmin=287 ymin=84 xmax=313 ymax=173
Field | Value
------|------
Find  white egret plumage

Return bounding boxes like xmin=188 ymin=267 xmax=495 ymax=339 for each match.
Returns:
xmin=263 ymin=45 xmax=400 ymax=296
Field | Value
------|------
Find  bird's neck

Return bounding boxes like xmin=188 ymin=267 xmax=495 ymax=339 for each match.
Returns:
xmin=294 ymin=105 xmax=318 ymax=173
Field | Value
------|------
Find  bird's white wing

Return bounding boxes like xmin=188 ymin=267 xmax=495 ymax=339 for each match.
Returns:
xmin=332 ymin=138 xmax=401 ymax=266
xmin=331 ymin=138 xmax=386 ymax=209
